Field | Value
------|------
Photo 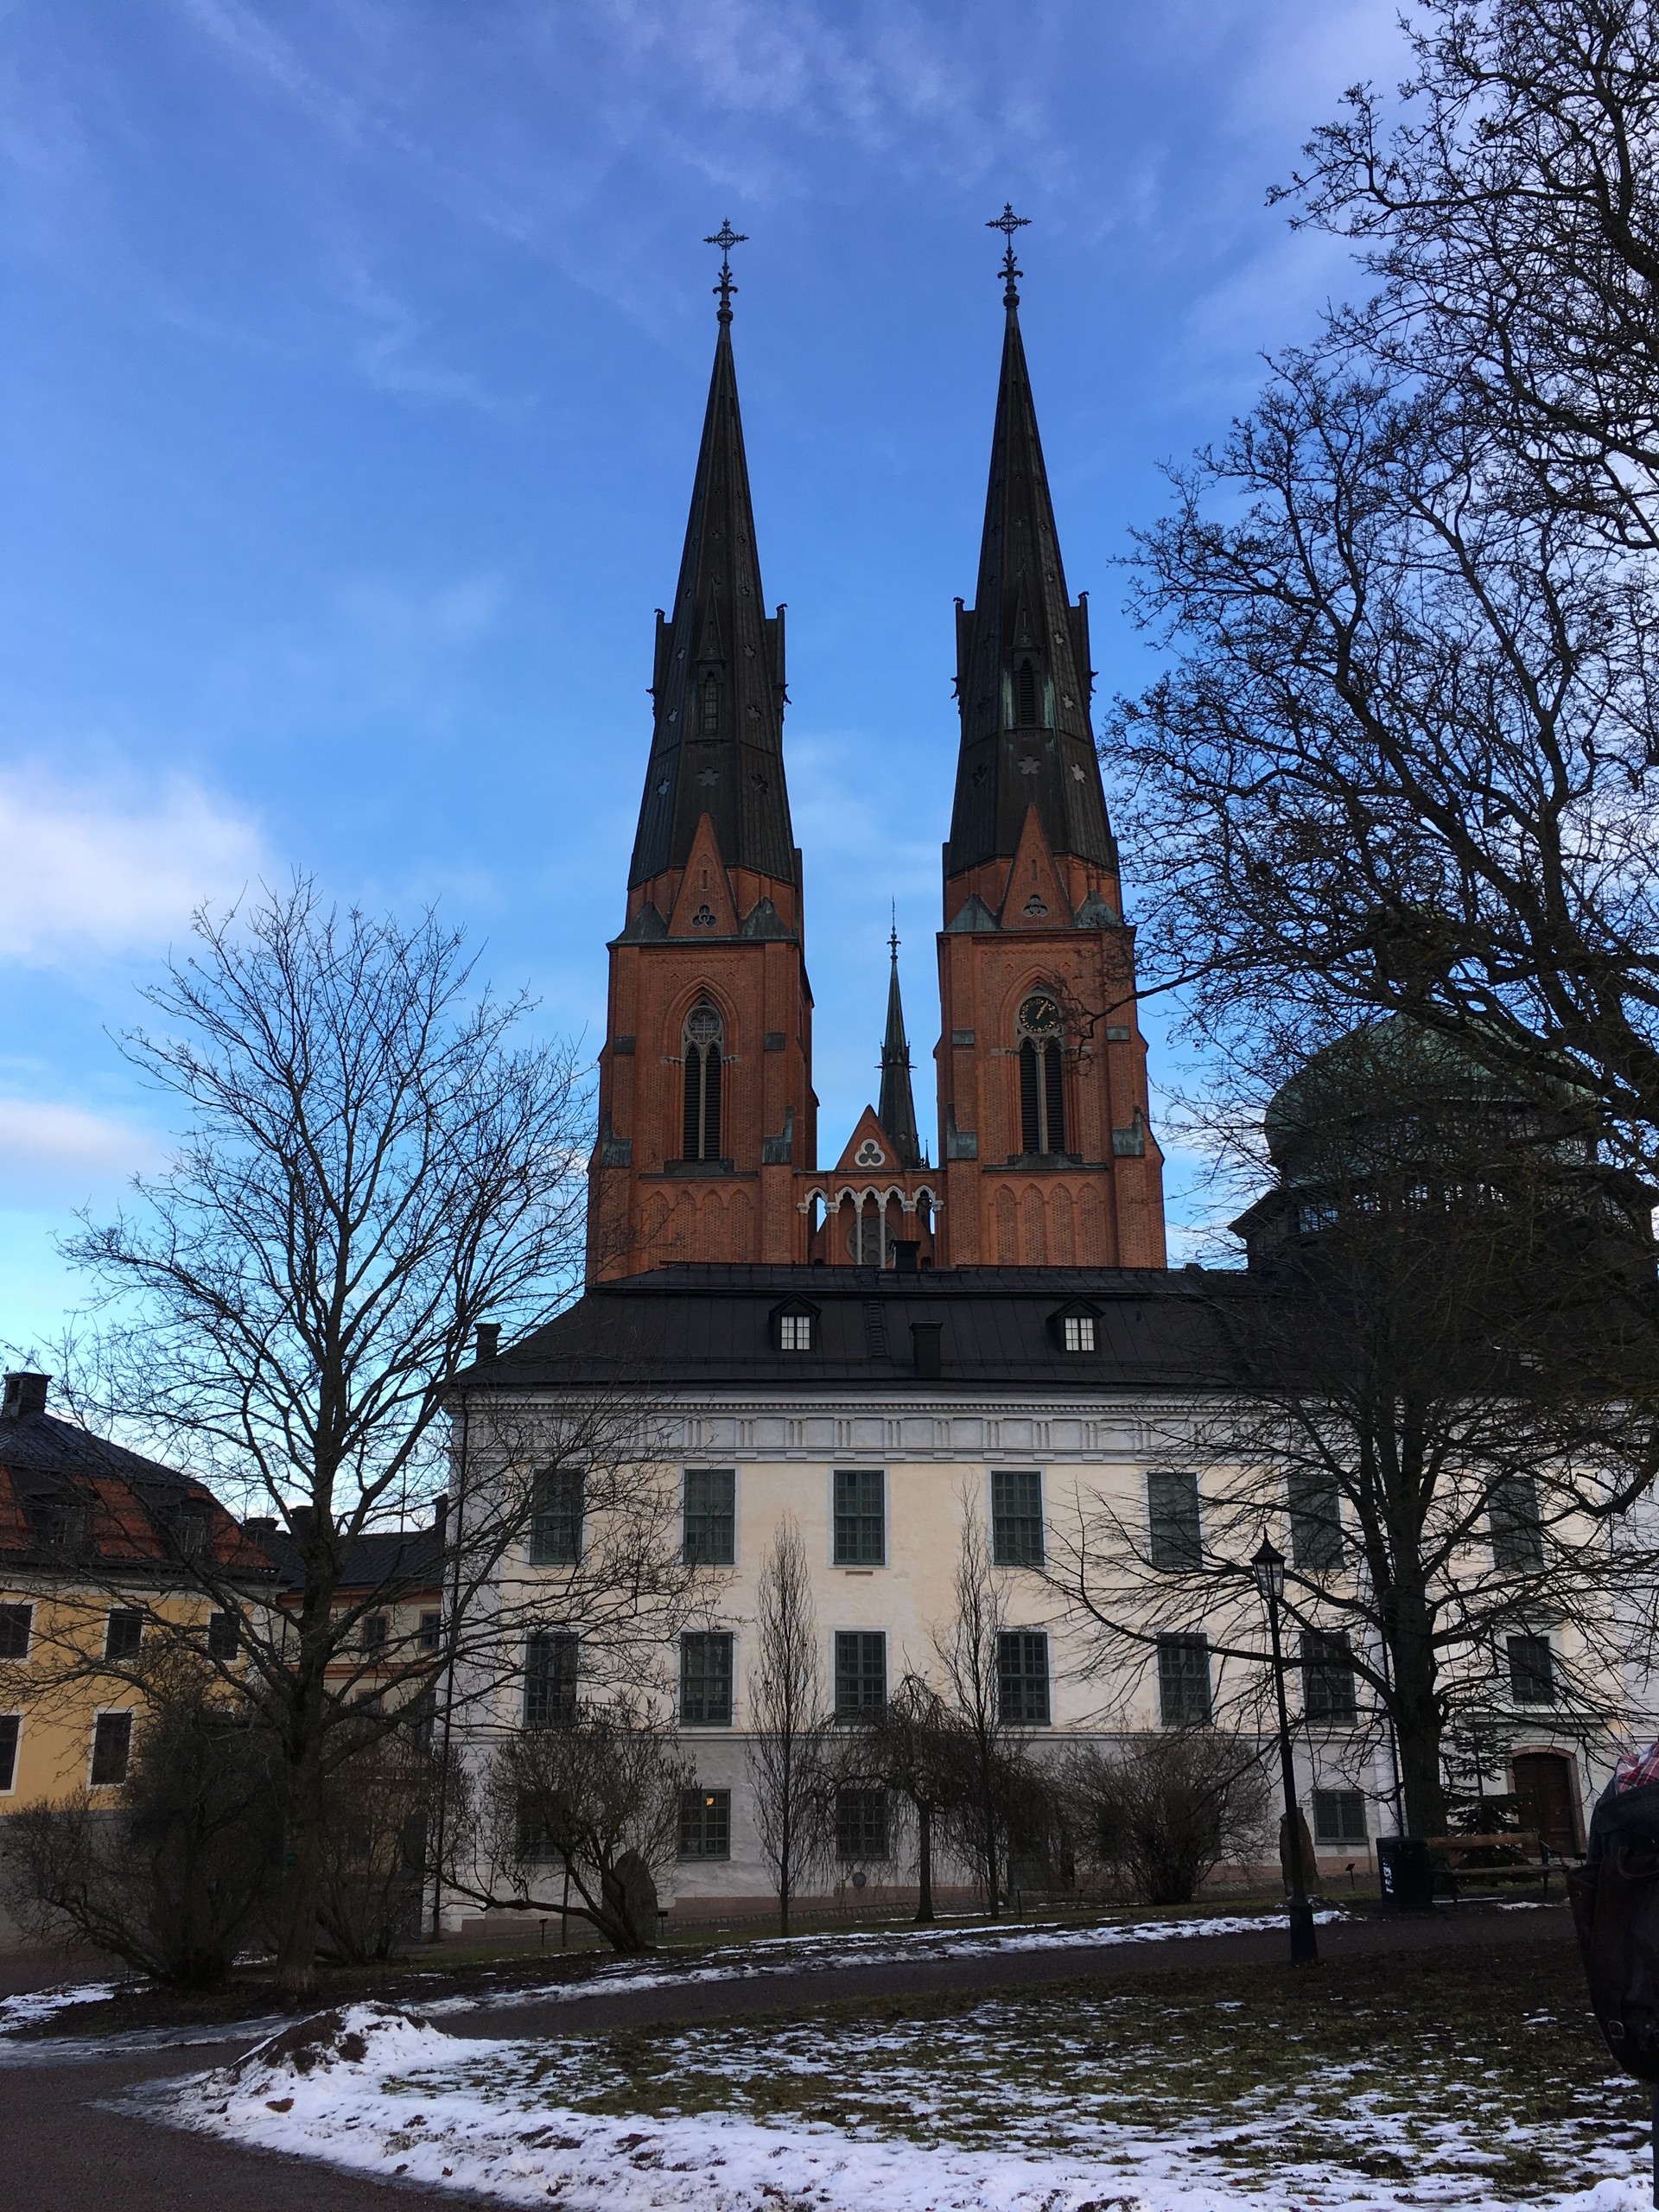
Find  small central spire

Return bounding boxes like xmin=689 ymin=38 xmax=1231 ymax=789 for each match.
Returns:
xmin=878 ymin=919 xmax=925 ymax=1170
xmin=987 ymin=201 xmax=1031 ymax=308
xmin=704 ymin=218 xmax=748 ymax=322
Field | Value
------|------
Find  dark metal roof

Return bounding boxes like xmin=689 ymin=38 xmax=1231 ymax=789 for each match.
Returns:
xmin=628 ymin=312 xmax=797 ymax=888
xmin=460 ymin=1264 xmax=1255 ymax=1395
xmin=946 ymin=296 xmax=1114 ymax=876
xmin=257 ymin=1523 xmax=444 ymax=1599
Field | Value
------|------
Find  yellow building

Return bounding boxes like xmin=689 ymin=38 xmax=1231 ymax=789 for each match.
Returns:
xmin=0 ymin=1370 xmax=275 ymax=1813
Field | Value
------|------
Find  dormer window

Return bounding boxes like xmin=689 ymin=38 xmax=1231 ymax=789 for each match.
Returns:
xmin=1051 ymin=1300 xmax=1101 ymax=1355
xmin=1017 ymin=993 xmax=1066 ymax=1156
xmin=772 ymin=1300 xmax=818 ymax=1353
xmin=682 ymin=1002 xmax=723 ymax=1161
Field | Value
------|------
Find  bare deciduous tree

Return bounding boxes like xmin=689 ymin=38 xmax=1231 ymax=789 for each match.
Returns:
xmin=745 ymin=1517 xmax=830 ymax=1935
xmin=835 ymin=1671 xmax=960 ymax=1923
xmin=441 ymin=1697 xmax=690 ymax=1953
xmin=34 ymin=878 xmax=656 ymax=2001
xmin=931 ymin=1509 xmax=1034 ymax=1917
xmin=1065 ymin=1731 xmax=1271 ymax=1906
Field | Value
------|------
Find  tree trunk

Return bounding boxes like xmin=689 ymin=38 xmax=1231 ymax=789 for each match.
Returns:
xmin=1389 ymin=1605 xmax=1448 ymax=1839
xmin=914 ymin=1802 xmax=934 ymax=1923
xmin=276 ymin=1742 xmax=324 ymax=2006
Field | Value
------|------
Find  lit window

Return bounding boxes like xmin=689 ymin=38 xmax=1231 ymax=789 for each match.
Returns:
xmin=678 ymin=1787 xmax=731 ymax=1859
xmin=779 ymin=1313 xmax=812 ymax=1351
xmin=1062 ymin=1314 xmax=1095 ymax=1353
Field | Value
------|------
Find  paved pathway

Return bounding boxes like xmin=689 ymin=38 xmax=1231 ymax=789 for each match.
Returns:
xmin=2 ymin=1904 xmax=1577 ymax=2211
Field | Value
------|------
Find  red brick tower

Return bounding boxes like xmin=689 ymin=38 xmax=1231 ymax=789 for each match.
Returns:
xmin=934 ymin=217 xmax=1166 ymax=1268
xmin=587 ymin=242 xmax=816 ymax=1281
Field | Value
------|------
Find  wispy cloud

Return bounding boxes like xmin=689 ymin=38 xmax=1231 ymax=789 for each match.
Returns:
xmin=0 ymin=770 xmax=267 ymax=966
xmin=332 ymin=259 xmax=534 ymax=417
xmin=0 ymin=1096 xmax=163 ymax=1209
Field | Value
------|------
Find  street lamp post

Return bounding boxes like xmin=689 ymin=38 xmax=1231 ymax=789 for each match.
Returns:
xmin=1254 ymin=1533 xmax=1319 ymax=1966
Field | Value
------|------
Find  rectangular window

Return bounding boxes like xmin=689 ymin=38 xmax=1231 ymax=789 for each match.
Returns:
xmin=1491 ymin=1477 xmax=1545 ymax=1573
xmin=1313 ymin=1789 xmax=1369 ymax=1846
xmin=1062 ymin=1314 xmax=1096 ymax=1353
xmin=206 ymin=1611 xmax=239 ymax=1661
xmin=0 ymin=1603 xmax=31 ymax=1661
xmin=419 ymin=1610 xmax=442 ymax=1653
xmin=1301 ymin=1630 xmax=1358 ymax=1723
xmin=0 ymin=1713 xmax=17 ymax=1792
xmin=779 ymin=1313 xmax=813 ymax=1351
xmin=677 ymin=1787 xmax=731 ymax=1860
xmin=530 ymin=1467 xmax=584 ymax=1566
xmin=996 ymin=1630 xmax=1051 ymax=1726
xmin=1147 ymin=1471 xmax=1201 ymax=1570
xmin=833 ymin=1470 xmax=885 ymax=1566
xmin=1288 ymin=1469 xmax=1343 ymax=1570
xmin=992 ymin=1471 xmax=1046 ymax=1567
xmin=836 ymin=1784 xmax=889 ymax=1861
xmin=683 ymin=1468 xmax=736 ymax=1567
xmin=361 ymin=1611 xmax=390 ymax=1653
xmin=1509 ymin=1633 xmax=1557 ymax=1704
xmin=834 ymin=1630 xmax=887 ymax=1718
xmin=680 ymin=1631 xmax=734 ymax=1726
xmin=524 ymin=1630 xmax=579 ymax=1728
xmin=90 ymin=1711 xmax=132 ymax=1787
xmin=1157 ymin=1633 xmax=1213 ymax=1726
xmin=104 ymin=1609 xmax=143 ymax=1662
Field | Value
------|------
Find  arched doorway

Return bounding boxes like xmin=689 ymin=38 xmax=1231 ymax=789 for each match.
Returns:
xmin=1513 ymin=1751 xmax=1582 ymax=1855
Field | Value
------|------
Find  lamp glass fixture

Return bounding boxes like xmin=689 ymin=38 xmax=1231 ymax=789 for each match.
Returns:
xmin=1252 ymin=1534 xmax=1286 ymax=1603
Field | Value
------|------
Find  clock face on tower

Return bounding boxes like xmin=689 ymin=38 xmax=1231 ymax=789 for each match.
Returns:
xmin=1019 ymin=993 xmax=1060 ymax=1039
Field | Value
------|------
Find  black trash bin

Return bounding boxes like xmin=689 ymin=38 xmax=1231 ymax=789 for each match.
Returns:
xmin=1378 ymin=1835 xmax=1435 ymax=1912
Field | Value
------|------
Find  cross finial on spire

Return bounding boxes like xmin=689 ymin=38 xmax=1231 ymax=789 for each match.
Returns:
xmin=889 ymin=899 xmax=899 ymax=963
xmin=987 ymin=202 xmax=1031 ymax=308
xmin=704 ymin=219 xmax=748 ymax=321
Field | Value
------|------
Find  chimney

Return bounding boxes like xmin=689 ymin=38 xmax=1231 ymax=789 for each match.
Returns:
xmin=434 ymin=1496 xmax=450 ymax=1542
xmin=911 ymin=1322 xmax=943 ymax=1379
xmin=474 ymin=1322 xmax=501 ymax=1363
xmin=289 ymin=1504 xmax=315 ymax=1541
xmin=242 ymin=1516 xmax=276 ymax=1539
xmin=3 ymin=1372 xmax=49 ymax=1419
xmin=892 ymin=1241 xmax=919 ymax=1275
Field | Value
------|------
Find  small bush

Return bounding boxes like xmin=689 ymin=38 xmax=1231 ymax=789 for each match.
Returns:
xmin=1065 ymin=1731 xmax=1271 ymax=1905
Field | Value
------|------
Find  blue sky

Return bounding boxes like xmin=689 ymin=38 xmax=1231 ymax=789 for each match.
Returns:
xmin=0 ymin=0 xmax=1410 ymax=1354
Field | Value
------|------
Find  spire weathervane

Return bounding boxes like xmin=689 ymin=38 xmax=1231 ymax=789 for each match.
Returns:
xmin=987 ymin=201 xmax=1031 ymax=307
xmin=704 ymin=218 xmax=748 ymax=321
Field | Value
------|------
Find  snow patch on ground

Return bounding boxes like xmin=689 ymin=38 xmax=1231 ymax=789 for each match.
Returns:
xmin=153 ymin=2000 xmax=1648 ymax=2212
xmin=0 ymin=1980 xmax=118 ymax=2033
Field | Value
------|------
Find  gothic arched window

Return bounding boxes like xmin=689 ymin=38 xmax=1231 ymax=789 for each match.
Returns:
xmin=1015 ymin=660 xmax=1039 ymax=727
xmin=1017 ymin=992 xmax=1066 ymax=1156
xmin=682 ymin=1002 xmax=724 ymax=1162
xmin=702 ymin=675 xmax=720 ymax=734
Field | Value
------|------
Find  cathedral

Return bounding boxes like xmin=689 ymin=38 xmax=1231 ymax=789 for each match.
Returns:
xmin=451 ymin=219 xmax=1606 ymax=1916
xmin=585 ymin=218 xmax=1166 ymax=1281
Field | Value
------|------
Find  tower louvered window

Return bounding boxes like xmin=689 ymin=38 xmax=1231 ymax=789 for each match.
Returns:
xmin=702 ymin=674 xmax=720 ymax=733
xmin=1015 ymin=660 xmax=1038 ymax=726
xmin=1016 ymin=994 xmax=1065 ymax=1155
xmin=682 ymin=1003 xmax=724 ymax=1161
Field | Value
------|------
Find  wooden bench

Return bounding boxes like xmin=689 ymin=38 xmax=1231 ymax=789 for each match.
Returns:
xmin=1428 ymin=1830 xmax=1568 ymax=1895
